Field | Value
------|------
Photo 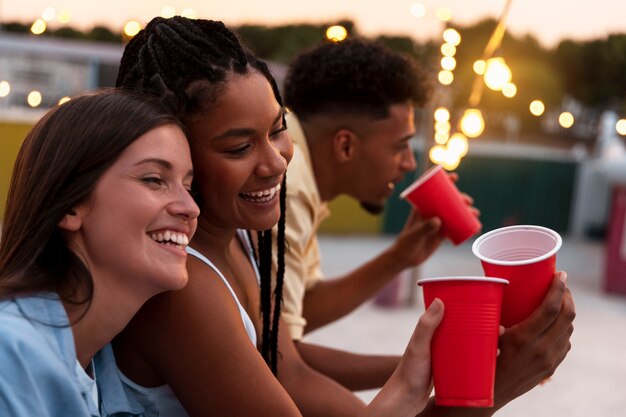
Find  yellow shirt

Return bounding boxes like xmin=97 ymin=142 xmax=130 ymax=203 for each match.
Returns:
xmin=274 ymin=113 xmax=330 ymax=340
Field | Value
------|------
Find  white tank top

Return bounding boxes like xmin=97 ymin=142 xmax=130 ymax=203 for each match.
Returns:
xmin=117 ymin=229 xmax=260 ymax=416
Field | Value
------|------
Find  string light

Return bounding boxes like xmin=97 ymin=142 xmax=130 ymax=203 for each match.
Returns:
xmin=27 ymin=91 xmax=42 ymax=107
xmin=0 ymin=81 xmax=10 ymax=98
xmin=438 ymin=70 xmax=454 ymax=85
xmin=459 ymin=108 xmax=485 ymax=138
xmin=617 ymin=119 xmax=626 ymax=136
xmin=529 ymin=100 xmax=545 ymax=116
xmin=124 ymin=21 xmax=142 ymax=38
xmin=31 ymin=19 xmax=47 ymax=35
xmin=558 ymin=112 xmax=574 ymax=128
xmin=483 ymin=57 xmax=512 ymax=91
xmin=326 ymin=25 xmax=348 ymax=42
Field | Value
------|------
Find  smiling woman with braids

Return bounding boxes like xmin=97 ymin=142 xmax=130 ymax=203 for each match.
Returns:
xmin=111 ymin=16 xmax=444 ymax=417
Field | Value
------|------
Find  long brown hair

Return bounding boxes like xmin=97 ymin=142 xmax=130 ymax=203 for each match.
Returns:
xmin=0 ymin=89 xmax=182 ymax=311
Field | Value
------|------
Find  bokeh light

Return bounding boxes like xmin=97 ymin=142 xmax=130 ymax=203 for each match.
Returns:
xmin=441 ymin=56 xmax=457 ymax=71
xmin=181 ymin=8 xmax=197 ymax=19
xmin=434 ymin=107 xmax=450 ymax=123
xmin=436 ymin=7 xmax=452 ymax=22
xmin=429 ymin=145 xmax=446 ymax=164
xmin=617 ymin=119 xmax=626 ymax=136
xmin=124 ymin=21 xmax=142 ymax=38
xmin=326 ymin=25 xmax=348 ymax=42
xmin=58 ymin=10 xmax=72 ymax=24
xmin=442 ymin=151 xmax=461 ymax=171
xmin=502 ymin=82 xmax=517 ymax=98
xmin=435 ymin=121 xmax=451 ymax=133
xmin=473 ymin=60 xmax=486 ymax=75
xmin=0 ymin=81 xmax=11 ymax=98
xmin=459 ymin=108 xmax=485 ymax=138
xmin=435 ymin=132 xmax=449 ymax=145
xmin=27 ymin=91 xmax=42 ymax=107
xmin=438 ymin=70 xmax=454 ymax=85
xmin=31 ymin=19 xmax=47 ymax=35
xmin=58 ymin=96 xmax=71 ymax=105
xmin=441 ymin=43 xmax=456 ymax=57
xmin=161 ymin=6 xmax=176 ymax=18
xmin=448 ymin=133 xmax=469 ymax=157
xmin=443 ymin=28 xmax=461 ymax=46
xmin=530 ymin=100 xmax=545 ymax=116
xmin=484 ymin=57 xmax=512 ymax=91
xmin=410 ymin=3 xmax=426 ymax=18
xmin=559 ymin=112 xmax=575 ymax=128
xmin=42 ymin=7 xmax=55 ymax=22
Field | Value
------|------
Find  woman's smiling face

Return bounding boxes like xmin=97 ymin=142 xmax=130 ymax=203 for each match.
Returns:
xmin=186 ymin=71 xmax=293 ymax=232
xmin=65 ymin=124 xmax=199 ymax=300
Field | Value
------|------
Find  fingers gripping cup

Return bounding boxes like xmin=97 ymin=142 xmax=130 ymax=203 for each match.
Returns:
xmin=400 ymin=165 xmax=481 ymax=245
xmin=418 ymin=277 xmax=508 ymax=407
xmin=472 ymin=225 xmax=562 ymax=327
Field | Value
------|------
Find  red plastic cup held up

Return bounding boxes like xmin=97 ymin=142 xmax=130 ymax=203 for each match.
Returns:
xmin=418 ymin=276 xmax=508 ymax=407
xmin=400 ymin=165 xmax=481 ymax=245
xmin=472 ymin=225 xmax=562 ymax=327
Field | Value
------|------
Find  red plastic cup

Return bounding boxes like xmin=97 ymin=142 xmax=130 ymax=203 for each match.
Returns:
xmin=472 ymin=225 xmax=562 ymax=327
xmin=418 ymin=276 xmax=508 ymax=407
xmin=399 ymin=165 xmax=481 ymax=245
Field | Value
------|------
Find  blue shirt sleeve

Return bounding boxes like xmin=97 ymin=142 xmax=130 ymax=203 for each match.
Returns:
xmin=0 ymin=313 xmax=92 ymax=417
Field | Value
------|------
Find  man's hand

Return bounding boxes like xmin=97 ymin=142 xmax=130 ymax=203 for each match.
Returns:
xmin=388 ymin=209 xmax=444 ymax=268
xmin=492 ymin=272 xmax=575 ymax=410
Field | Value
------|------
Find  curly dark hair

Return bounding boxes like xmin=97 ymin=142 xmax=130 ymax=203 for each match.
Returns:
xmin=283 ymin=38 xmax=431 ymax=121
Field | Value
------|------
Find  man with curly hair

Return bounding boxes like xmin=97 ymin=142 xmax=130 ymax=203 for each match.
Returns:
xmin=277 ymin=38 xmax=575 ymax=416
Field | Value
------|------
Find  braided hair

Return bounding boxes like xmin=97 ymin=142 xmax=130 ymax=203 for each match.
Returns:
xmin=116 ymin=16 xmax=286 ymax=374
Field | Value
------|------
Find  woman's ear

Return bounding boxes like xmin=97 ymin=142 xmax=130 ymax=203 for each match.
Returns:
xmin=58 ymin=209 xmax=82 ymax=232
xmin=332 ymin=129 xmax=359 ymax=162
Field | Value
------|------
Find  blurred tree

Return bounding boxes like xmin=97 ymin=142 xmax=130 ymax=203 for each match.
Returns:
xmin=87 ymin=26 xmax=121 ymax=43
xmin=555 ymin=35 xmax=626 ymax=110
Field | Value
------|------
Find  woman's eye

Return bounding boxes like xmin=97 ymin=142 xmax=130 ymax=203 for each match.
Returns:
xmin=142 ymin=177 xmax=164 ymax=186
xmin=270 ymin=125 xmax=287 ymax=137
xmin=226 ymin=145 xmax=251 ymax=156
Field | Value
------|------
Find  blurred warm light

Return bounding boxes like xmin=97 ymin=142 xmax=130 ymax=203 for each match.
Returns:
xmin=442 ymin=151 xmax=461 ymax=171
xmin=0 ymin=81 xmax=11 ymax=98
xmin=429 ymin=145 xmax=447 ymax=164
xmin=58 ymin=96 xmax=71 ymax=105
xmin=436 ymin=7 xmax=452 ymax=22
xmin=529 ymin=100 xmax=545 ymax=116
xmin=617 ymin=119 xmax=626 ymax=136
xmin=434 ymin=107 xmax=450 ymax=123
xmin=502 ymin=82 xmax=517 ymax=98
xmin=161 ymin=6 xmax=176 ymax=18
xmin=326 ymin=25 xmax=348 ymax=42
xmin=435 ymin=121 xmax=451 ymax=133
xmin=441 ymin=56 xmax=456 ymax=71
xmin=124 ymin=21 xmax=142 ymax=38
xmin=181 ymin=8 xmax=197 ymax=19
xmin=448 ymin=133 xmax=469 ymax=157
xmin=410 ymin=3 xmax=426 ymax=18
xmin=438 ymin=70 xmax=454 ymax=85
xmin=459 ymin=108 xmax=485 ymax=138
xmin=42 ymin=7 xmax=55 ymax=22
xmin=484 ymin=57 xmax=512 ymax=91
xmin=473 ymin=60 xmax=486 ymax=75
xmin=440 ymin=43 xmax=456 ymax=57
xmin=443 ymin=28 xmax=461 ymax=46
xmin=435 ymin=132 xmax=449 ymax=144
xmin=31 ymin=19 xmax=47 ymax=35
xmin=27 ymin=91 xmax=42 ymax=108
xmin=58 ymin=10 xmax=72 ymax=24
xmin=559 ymin=112 xmax=574 ymax=128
